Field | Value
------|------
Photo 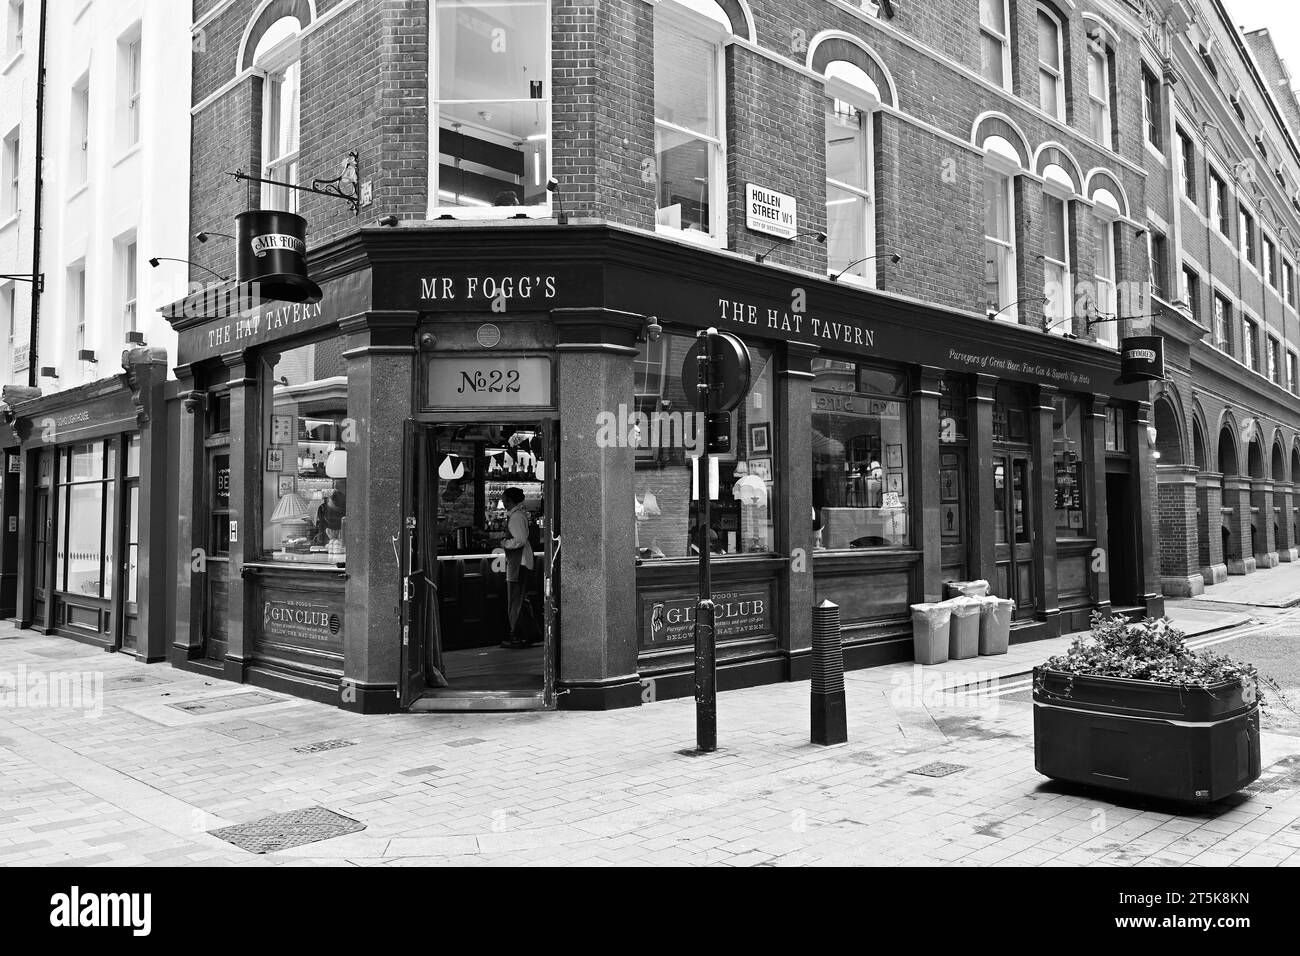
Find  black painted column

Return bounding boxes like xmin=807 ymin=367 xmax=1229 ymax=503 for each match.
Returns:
xmin=172 ymin=363 xmax=203 ymax=661
xmin=1130 ymin=400 xmax=1165 ymax=616
xmin=1088 ymin=395 xmax=1111 ymax=612
xmin=913 ymin=365 xmax=943 ymax=602
xmin=123 ymin=347 xmax=170 ymax=662
xmin=1033 ymin=385 xmax=1060 ymax=633
xmin=222 ymin=352 xmax=258 ymax=684
xmin=340 ymin=311 xmax=418 ymax=714
xmin=779 ymin=342 xmax=817 ymax=679
xmin=967 ymin=373 xmax=997 ymax=584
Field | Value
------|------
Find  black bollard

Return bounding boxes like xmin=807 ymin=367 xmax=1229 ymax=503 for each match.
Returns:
xmin=811 ymin=599 xmax=847 ymax=745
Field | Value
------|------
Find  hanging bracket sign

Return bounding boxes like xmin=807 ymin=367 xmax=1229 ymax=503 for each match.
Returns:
xmin=1117 ymin=336 xmax=1165 ymax=384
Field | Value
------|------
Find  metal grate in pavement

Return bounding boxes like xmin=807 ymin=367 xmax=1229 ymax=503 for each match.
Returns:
xmin=209 ymin=807 xmax=365 ymax=854
xmin=293 ymin=738 xmax=357 ymax=754
xmin=166 ymin=691 xmax=282 ymax=715
xmin=908 ymin=762 xmax=968 ymax=778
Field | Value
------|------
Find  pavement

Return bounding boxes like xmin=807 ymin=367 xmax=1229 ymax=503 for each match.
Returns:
xmin=1 ymin=573 xmax=1299 ymax=867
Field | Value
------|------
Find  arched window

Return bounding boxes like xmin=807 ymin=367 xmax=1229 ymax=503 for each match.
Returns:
xmin=431 ymin=0 xmax=551 ymax=215
xmin=983 ymin=136 xmax=1021 ymax=322
xmin=1036 ymin=5 xmax=1065 ymax=120
xmin=1086 ymin=38 xmax=1113 ymax=148
xmin=824 ymin=61 xmax=879 ymax=285
xmin=254 ymin=17 xmax=302 ymax=212
xmin=654 ymin=0 xmax=730 ymax=243
xmin=1041 ymin=164 xmax=1073 ymax=333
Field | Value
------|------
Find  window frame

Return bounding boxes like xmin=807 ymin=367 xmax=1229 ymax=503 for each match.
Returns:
xmin=1289 ymin=350 xmax=1298 ymax=395
xmin=1147 ymin=229 xmax=1168 ymax=301
xmin=1210 ymin=169 xmax=1230 ymax=235
xmin=1141 ymin=62 xmax=1162 ymax=152
xmin=979 ymin=0 xmax=1013 ymax=91
xmin=2 ymin=127 xmax=18 ymax=218
xmin=1180 ymin=263 xmax=1200 ymax=318
xmin=1239 ymin=206 xmax=1256 ymax=267
xmin=983 ymin=159 xmax=1019 ymax=323
xmin=1086 ymin=40 xmax=1113 ymax=149
xmin=119 ymin=235 xmax=137 ymax=335
xmin=1177 ymin=127 xmax=1195 ymax=200
xmin=652 ymin=0 xmax=728 ymax=247
xmin=5 ymin=0 xmax=21 ymax=60
xmin=1091 ymin=211 xmax=1118 ymax=347
xmin=1268 ymin=335 xmax=1281 ymax=385
xmin=1263 ymin=232 xmax=1278 ymax=289
xmin=1243 ymin=315 xmax=1259 ymax=373
xmin=1212 ymin=293 xmax=1233 ymax=355
xmin=824 ymin=65 xmax=879 ymax=288
xmin=256 ymin=23 xmax=302 ymax=214
xmin=1041 ymin=182 xmax=1072 ymax=333
xmin=427 ymin=0 xmax=554 ymax=221
xmin=1036 ymin=4 xmax=1066 ymax=121
xmin=70 ymin=75 xmax=90 ymax=188
xmin=120 ymin=31 xmax=142 ymax=154
xmin=1285 ymin=258 xmax=1296 ymax=310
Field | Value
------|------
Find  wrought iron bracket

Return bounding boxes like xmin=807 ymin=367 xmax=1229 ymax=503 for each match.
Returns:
xmin=228 ymin=150 xmax=361 ymax=215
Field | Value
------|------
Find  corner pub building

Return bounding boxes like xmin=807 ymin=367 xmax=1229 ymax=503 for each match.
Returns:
xmin=164 ymin=0 xmax=1173 ymax=713
xmin=163 ymin=222 xmax=1162 ymax=713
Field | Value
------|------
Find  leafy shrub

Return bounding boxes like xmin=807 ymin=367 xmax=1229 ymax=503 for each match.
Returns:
xmin=1042 ymin=612 xmax=1259 ymax=692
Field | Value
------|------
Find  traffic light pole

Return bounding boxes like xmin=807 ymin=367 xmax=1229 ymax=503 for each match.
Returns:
xmin=694 ymin=329 xmax=717 ymax=753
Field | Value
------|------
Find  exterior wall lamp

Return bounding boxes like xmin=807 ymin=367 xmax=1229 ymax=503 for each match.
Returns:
xmin=149 ymin=257 xmax=232 ymax=283
xmin=829 ymin=252 xmax=902 ymax=282
xmin=988 ymin=295 xmax=1047 ymax=321
xmin=755 ymin=231 xmax=826 ymax=263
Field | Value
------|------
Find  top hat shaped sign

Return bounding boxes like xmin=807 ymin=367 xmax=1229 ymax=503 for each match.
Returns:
xmin=236 ymin=210 xmax=324 ymax=304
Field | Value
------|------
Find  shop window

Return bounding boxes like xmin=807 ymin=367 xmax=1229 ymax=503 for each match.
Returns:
xmin=632 ymin=332 xmax=777 ymax=559
xmin=1036 ymin=6 xmax=1065 ymax=121
xmin=1053 ymin=396 xmax=1087 ymax=537
xmin=263 ymin=336 xmax=350 ymax=565
xmin=984 ymin=166 xmax=1017 ymax=321
xmin=993 ymin=383 xmax=1031 ymax=444
xmin=1104 ymin=406 xmax=1126 ymax=452
xmin=1041 ymin=191 xmax=1071 ymax=331
xmin=208 ymin=390 xmax=231 ymax=436
xmin=979 ymin=0 xmax=1012 ymax=90
xmin=254 ymin=17 xmax=302 ymax=213
xmin=653 ymin=1 xmax=727 ymax=242
xmin=1091 ymin=214 xmax=1117 ymax=347
xmin=125 ymin=435 xmax=140 ymax=605
xmin=824 ymin=61 xmax=878 ymax=285
xmin=56 ymin=440 xmax=116 ymax=599
xmin=812 ymin=359 xmax=910 ymax=550
xmin=938 ymin=374 xmax=969 ymax=444
xmin=431 ymin=0 xmax=550 ymax=214
xmin=1087 ymin=42 xmax=1113 ymax=149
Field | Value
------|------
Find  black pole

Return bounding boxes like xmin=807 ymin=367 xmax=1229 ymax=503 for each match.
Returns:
xmin=694 ymin=329 xmax=717 ymax=752
xmin=27 ymin=0 xmax=48 ymax=388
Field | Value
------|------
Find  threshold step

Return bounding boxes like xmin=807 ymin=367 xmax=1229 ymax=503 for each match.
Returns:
xmin=409 ymin=689 xmax=546 ymax=712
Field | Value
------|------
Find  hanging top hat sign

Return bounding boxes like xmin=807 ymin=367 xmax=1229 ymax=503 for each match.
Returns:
xmin=1117 ymin=335 xmax=1165 ymax=385
xmin=236 ymin=210 xmax=324 ymax=304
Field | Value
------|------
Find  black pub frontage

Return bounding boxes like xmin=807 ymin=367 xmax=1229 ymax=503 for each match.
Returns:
xmin=164 ymin=222 xmax=1162 ymax=714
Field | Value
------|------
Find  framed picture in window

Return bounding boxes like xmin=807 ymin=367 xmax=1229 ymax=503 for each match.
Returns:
xmin=270 ymin=414 xmax=295 ymax=446
xmin=266 ymin=448 xmax=284 ymax=472
xmin=941 ymin=503 xmax=961 ymax=539
xmin=749 ymin=424 xmax=771 ymax=455
xmin=749 ymin=457 xmax=772 ymax=481
xmin=886 ymin=473 xmax=904 ymax=496
xmin=939 ymin=469 xmax=959 ymax=502
xmin=886 ymin=443 xmax=903 ymax=470
xmin=278 ymin=476 xmax=296 ymax=498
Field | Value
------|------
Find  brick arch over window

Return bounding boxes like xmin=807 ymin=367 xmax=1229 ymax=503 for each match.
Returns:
xmin=1217 ymin=414 xmax=1240 ymax=476
xmin=1271 ymin=436 xmax=1286 ymax=481
xmin=1291 ymin=440 xmax=1300 ymax=483
xmin=1086 ymin=168 xmax=1129 ymax=216
xmin=971 ymin=114 xmax=1030 ymax=168
xmin=1034 ymin=143 xmax=1083 ymax=193
xmin=669 ymin=0 xmax=753 ymax=41
xmin=1152 ymin=390 xmax=1185 ymax=466
xmin=808 ymin=34 xmax=896 ymax=108
xmin=240 ymin=0 xmax=314 ymax=73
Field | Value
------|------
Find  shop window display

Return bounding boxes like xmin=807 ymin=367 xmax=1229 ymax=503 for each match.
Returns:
xmin=631 ymin=332 xmax=776 ymax=558
xmin=262 ymin=337 xmax=350 ymax=564
xmin=1053 ymin=395 xmax=1087 ymax=536
xmin=812 ymin=360 xmax=911 ymax=549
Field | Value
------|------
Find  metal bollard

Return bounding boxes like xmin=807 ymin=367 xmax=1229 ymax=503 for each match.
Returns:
xmin=811 ymin=599 xmax=847 ymax=745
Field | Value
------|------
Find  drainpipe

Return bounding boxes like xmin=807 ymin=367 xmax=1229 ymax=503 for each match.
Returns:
xmin=26 ymin=0 xmax=47 ymax=389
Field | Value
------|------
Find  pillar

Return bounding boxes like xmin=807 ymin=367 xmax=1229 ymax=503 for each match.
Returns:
xmin=339 ymin=312 xmax=418 ymax=714
xmin=1130 ymin=401 xmax=1164 ymax=617
xmin=1222 ymin=476 xmax=1256 ymax=575
xmin=221 ymin=352 xmax=258 ymax=684
xmin=1157 ymin=464 xmax=1205 ymax=597
xmin=171 ymin=364 xmax=203 ymax=661
xmin=1278 ymin=483 xmax=1297 ymax=561
xmin=123 ymin=347 xmax=172 ymax=662
xmin=913 ymin=365 xmax=944 ymax=602
xmin=552 ymin=308 xmax=641 ymax=710
xmin=779 ymin=342 xmax=817 ymax=679
xmin=1032 ymin=386 xmax=1060 ymax=632
xmin=967 ymin=373 xmax=998 ymax=585
xmin=1088 ymin=396 xmax=1111 ymax=610
xmin=1251 ymin=478 xmax=1278 ymax=568
xmin=1197 ymin=472 xmax=1227 ymax=584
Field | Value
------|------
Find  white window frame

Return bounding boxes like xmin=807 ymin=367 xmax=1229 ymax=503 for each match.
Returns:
xmin=1036 ymin=5 xmax=1065 ymax=121
xmin=1285 ymin=258 xmax=1296 ymax=310
xmin=979 ymin=0 xmax=1012 ymax=91
xmin=1086 ymin=42 xmax=1112 ymax=149
xmin=1268 ymin=334 xmax=1281 ymax=384
xmin=119 ymin=235 xmax=137 ymax=335
xmin=1239 ymin=204 xmax=1256 ymax=267
xmin=1263 ymin=232 xmax=1278 ymax=289
xmin=1177 ymin=127 xmax=1195 ymax=199
xmin=1288 ymin=349 xmax=1298 ymax=395
xmin=255 ymin=20 xmax=302 ymax=214
xmin=6 ymin=0 xmax=21 ymax=60
xmin=2 ymin=127 xmax=18 ymax=218
xmin=1091 ymin=209 xmax=1118 ymax=347
xmin=1213 ymin=293 xmax=1232 ymax=354
xmin=1146 ymin=229 xmax=1168 ymax=301
xmin=428 ymin=0 xmax=553 ymax=221
xmin=824 ymin=64 xmax=878 ymax=288
xmin=71 ymin=75 xmax=89 ymax=187
xmin=1243 ymin=315 xmax=1259 ymax=373
xmin=1210 ymin=168 xmax=1229 ymax=235
xmin=121 ymin=32 xmax=141 ymax=152
xmin=652 ymin=1 xmax=728 ymax=247
xmin=1141 ymin=62 xmax=1162 ymax=152
xmin=983 ymin=147 xmax=1019 ymax=323
xmin=2 ymin=282 xmax=14 ymax=368
xmin=1041 ymin=172 xmax=1073 ymax=333
xmin=69 ymin=262 xmax=86 ymax=356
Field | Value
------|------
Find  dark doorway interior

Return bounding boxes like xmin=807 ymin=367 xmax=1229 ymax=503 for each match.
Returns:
xmin=1106 ymin=473 xmax=1137 ymax=607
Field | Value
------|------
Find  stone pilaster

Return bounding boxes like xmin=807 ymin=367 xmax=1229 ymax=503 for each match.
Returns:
xmin=1196 ymin=472 xmax=1227 ymax=585
xmin=1222 ymin=476 xmax=1256 ymax=575
xmin=1278 ymin=483 xmax=1297 ymax=561
xmin=1157 ymin=464 xmax=1204 ymax=597
xmin=1250 ymin=477 xmax=1278 ymax=568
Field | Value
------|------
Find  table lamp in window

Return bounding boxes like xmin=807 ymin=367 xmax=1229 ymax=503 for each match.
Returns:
xmin=271 ymin=488 xmax=313 ymax=553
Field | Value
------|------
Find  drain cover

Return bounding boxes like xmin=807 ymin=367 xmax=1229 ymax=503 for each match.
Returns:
xmin=909 ymin=762 xmax=968 ymax=778
xmin=167 ymin=691 xmax=282 ymax=715
xmin=209 ymin=807 xmax=365 ymax=854
xmin=293 ymin=738 xmax=356 ymax=754
xmin=444 ymin=737 xmax=486 ymax=748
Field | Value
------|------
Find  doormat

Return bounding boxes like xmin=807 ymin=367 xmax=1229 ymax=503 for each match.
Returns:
xmin=293 ymin=738 xmax=357 ymax=754
xmin=166 ymin=691 xmax=283 ymax=715
xmin=209 ymin=807 xmax=365 ymax=854
xmin=908 ymin=762 xmax=968 ymax=778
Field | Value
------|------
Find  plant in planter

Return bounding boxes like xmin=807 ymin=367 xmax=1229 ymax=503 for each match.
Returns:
xmin=1033 ymin=613 xmax=1261 ymax=802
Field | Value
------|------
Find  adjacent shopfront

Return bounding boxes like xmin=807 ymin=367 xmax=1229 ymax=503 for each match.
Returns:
xmin=2 ymin=350 xmax=173 ymax=659
xmin=164 ymin=223 xmax=1161 ymax=713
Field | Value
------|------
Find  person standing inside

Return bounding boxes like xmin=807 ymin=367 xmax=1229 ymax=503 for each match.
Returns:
xmin=499 ymin=487 xmax=538 ymax=648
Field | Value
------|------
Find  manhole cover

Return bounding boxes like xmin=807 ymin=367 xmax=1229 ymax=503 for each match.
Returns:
xmin=909 ymin=762 xmax=968 ymax=778
xmin=293 ymin=738 xmax=356 ymax=754
xmin=444 ymin=737 xmax=486 ymax=748
xmin=209 ymin=807 xmax=365 ymax=854
xmin=108 ymin=673 xmax=170 ymax=687
xmin=166 ymin=692 xmax=282 ymax=715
